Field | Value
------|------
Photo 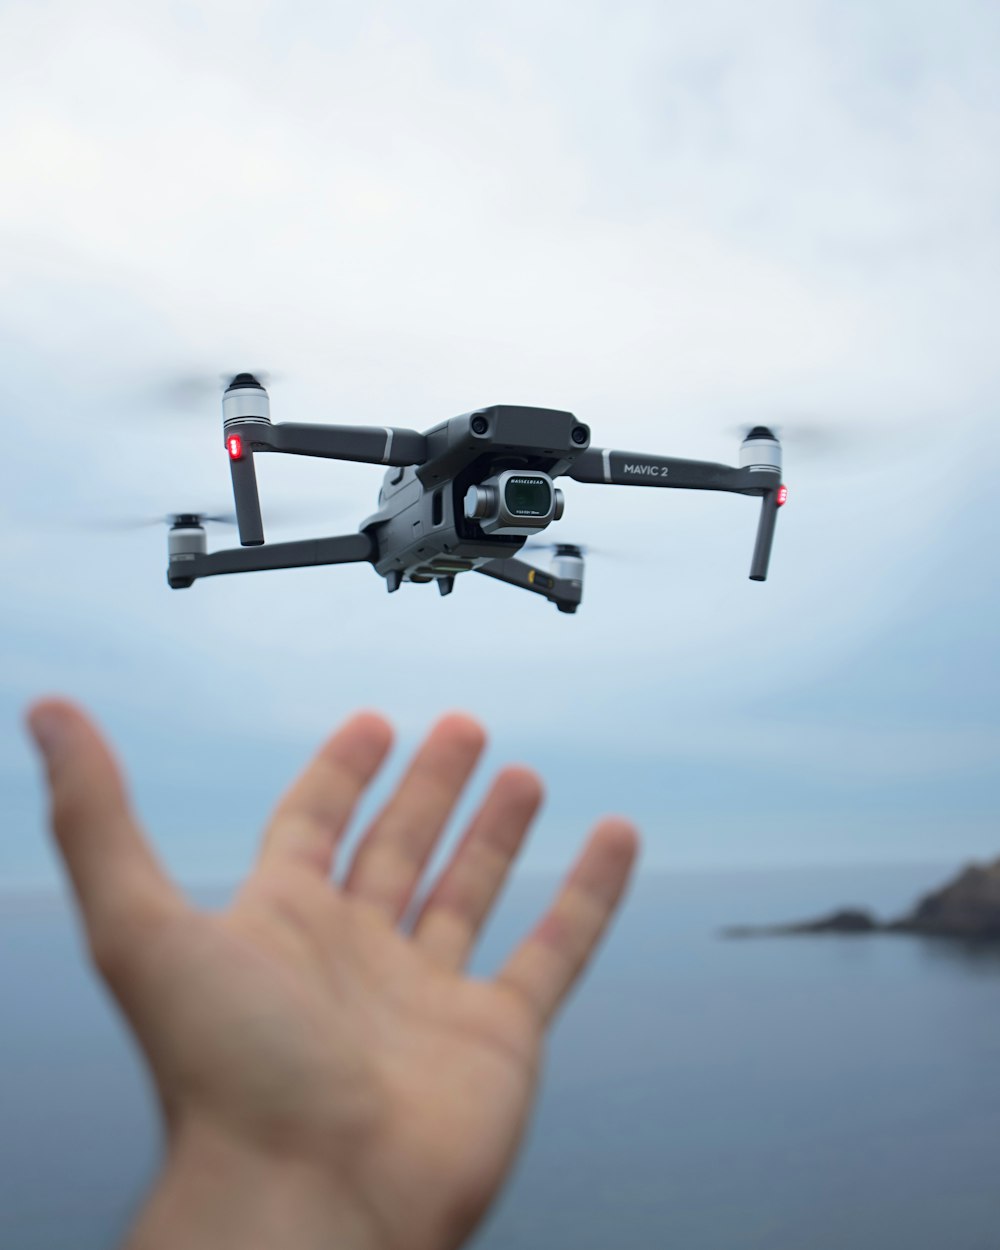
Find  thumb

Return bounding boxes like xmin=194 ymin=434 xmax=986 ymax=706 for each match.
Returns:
xmin=26 ymin=698 xmax=183 ymax=970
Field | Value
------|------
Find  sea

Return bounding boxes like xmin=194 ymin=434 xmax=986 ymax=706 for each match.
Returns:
xmin=3 ymin=863 xmax=1000 ymax=1250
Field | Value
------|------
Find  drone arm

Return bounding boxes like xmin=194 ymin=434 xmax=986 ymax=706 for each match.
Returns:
xmin=168 ymin=533 xmax=375 ymax=588
xmin=566 ymin=446 xmax=785 ymax=582
xmin=566 ymin=448 xmax=756 ymax=493
xmin=228 ymin=454 xmax=265 ymax=545
xmin=475 ymin=557 xmax=583 ymax=614
xmin=223 ymin=423 xmax=428 ymax=545
xmin=749 ymin=489 xmax=781 ymax=581
xmin=257 ymin=423 xmax=428 ymax=466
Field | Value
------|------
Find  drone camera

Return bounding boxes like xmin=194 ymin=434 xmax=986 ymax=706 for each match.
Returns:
xmin=464 ymin=470 xmax=564 ymax=535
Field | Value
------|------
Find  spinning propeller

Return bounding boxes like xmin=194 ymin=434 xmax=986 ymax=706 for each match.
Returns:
xmin=86 ymin=510 xmax=238 ymax=531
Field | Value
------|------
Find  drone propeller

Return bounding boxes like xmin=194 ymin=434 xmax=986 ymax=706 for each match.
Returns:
xmin=729 ymin=418 xmax=901 ymax=464
xmin=125 ymin=368 xmax=284 ymax=415
xmin=78 ymin=510 xmax=235 ymax=532
xmin=79 ymin=500 xmax=345 ymax=532
xmin=734 ymin=421 xmax=842 ymax=453
xmin=523 ymin=540 xmax=604 ymax=557
xmin=521 ymin=540 xmax=638 ymax=564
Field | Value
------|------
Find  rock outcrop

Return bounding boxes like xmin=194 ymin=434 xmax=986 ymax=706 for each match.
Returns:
xmin=724 ymin=857 xmax=1000 ymax=941
xmin=889 ymin=858 xmax=1000 ymax=938
xmin=723 ymin=908 xmax=878 ymax=938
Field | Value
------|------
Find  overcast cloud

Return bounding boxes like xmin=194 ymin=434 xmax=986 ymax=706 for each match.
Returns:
xmin=2 ymin=0 xmax=998 ymax=886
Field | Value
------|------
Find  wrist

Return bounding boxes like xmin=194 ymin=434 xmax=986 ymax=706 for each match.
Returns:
xmin=123 ymin=1116 xmax=390 ymax=1250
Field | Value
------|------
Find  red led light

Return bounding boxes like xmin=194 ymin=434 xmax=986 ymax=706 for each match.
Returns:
xmin=776 ymin=485 xmax=788 ymax=507
xmin=227 ymin=434 xmax=243 ymax=460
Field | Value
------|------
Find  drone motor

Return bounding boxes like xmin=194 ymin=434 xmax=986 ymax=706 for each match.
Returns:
xmin=739 ymin=426 xmax=783 ymax=473
xmin=167 ymin=515 xmax=209 ymax=562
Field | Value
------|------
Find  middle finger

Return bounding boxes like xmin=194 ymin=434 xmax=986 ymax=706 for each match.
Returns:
xmin=342 ymin=713 xmax=485 ymax=921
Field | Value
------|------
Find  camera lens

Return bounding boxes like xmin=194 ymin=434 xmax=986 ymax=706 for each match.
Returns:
xmin=471 ymin=415 xmax=489 ymax=435
xmin=571 ymin=425 xmax=589 ymax=445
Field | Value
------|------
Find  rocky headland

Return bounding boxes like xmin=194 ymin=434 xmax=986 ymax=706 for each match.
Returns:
xmin=723 ymin=856 xmax=1000 ymax=940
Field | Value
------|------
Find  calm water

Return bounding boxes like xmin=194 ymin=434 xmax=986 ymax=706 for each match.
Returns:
xmin=3 ymin=864 xmax=1000 ymax=1250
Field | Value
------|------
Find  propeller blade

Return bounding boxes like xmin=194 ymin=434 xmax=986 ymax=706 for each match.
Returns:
xmin=121 ymin=368 xmax=285 ymax=416
xmin=730 ymin=418 xmax=902 ymax=463
xmin=521 ymin=541 xmax=617 ymax=558
xmin=80 ymin=511 xmax=238 ymax=531
xmin=78 ymin=499 xmax=349 ymax=532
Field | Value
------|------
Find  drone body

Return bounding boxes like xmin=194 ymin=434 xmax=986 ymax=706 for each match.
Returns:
xmin=166 ymin=374 xmax=787 ymax=613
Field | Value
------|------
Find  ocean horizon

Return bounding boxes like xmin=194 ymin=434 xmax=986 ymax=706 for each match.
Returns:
xmin=4 ymin=862 xmax=1000 ymax=1250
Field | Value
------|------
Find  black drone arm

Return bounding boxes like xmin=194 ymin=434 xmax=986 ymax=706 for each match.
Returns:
xmin=475 ymin=557 xmax=583 ymax=614
xmin=566 ymin=448 xmax=753 ymax=492
xmin=224 ymin=422 xmax=428 ymax=546
xmin=565 ymin=446 xmax=785 ymax=581
xmin=749 ymin=488 xmax=780 ymax=582
xmin=168 ymin=532 xmax=375 ymax=589
xmin=258 ymin=423 xmax=428 ymax=466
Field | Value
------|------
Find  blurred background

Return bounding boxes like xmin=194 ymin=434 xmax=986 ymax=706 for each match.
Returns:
xmin=1 ymin=1 xmax=998 ymax=1247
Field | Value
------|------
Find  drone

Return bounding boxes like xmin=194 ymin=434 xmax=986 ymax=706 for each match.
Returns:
xmin=165 ymin=373 xmax=788 ymax=614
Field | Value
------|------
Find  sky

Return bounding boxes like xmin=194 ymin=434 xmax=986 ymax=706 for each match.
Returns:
xmin=2 ymin=0 xmax=998 ymax=890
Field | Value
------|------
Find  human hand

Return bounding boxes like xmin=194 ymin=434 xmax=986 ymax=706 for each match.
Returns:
xmin=26 ymin=699 xmax=639 ymax=1250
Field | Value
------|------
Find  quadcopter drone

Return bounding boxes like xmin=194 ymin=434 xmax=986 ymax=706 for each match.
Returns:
xmin=165 ymin=373 xmax=787 ymax=613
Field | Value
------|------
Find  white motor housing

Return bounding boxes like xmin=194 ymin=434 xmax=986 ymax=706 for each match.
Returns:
xmin=739 ymin=426 xmax=782 ymax=474
xmin=167 ymin=519 xmax=207 ymax=561
xmin=222 ymin=373 xmax=271 ymax=428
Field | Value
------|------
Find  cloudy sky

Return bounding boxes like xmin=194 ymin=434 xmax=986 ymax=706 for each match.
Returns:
xmin=2 ymin=0 xmax=998 ymax=890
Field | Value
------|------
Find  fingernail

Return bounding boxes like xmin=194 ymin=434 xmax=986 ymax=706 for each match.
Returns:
xmin=27 ymin=708 xmax=68 ymax=763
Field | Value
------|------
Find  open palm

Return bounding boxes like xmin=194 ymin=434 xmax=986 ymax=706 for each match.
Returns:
xmin=28 ymin=701 xmax=639 ymax=1250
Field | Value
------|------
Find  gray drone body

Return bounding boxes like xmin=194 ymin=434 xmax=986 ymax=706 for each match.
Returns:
xmin=166 ymin=374 xmax=786 ymax=613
